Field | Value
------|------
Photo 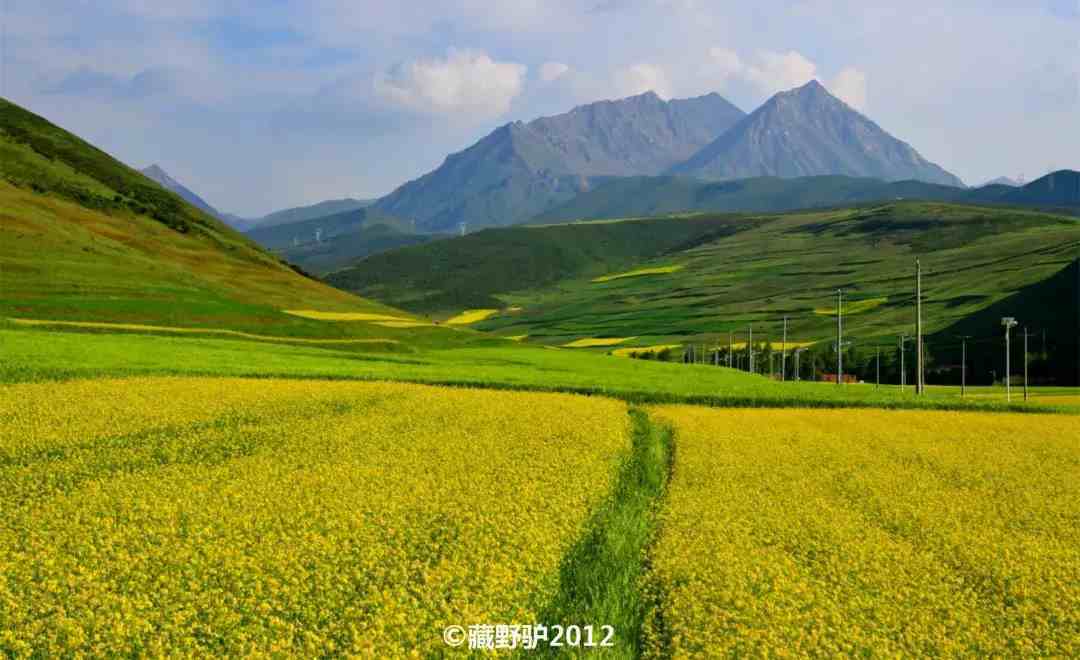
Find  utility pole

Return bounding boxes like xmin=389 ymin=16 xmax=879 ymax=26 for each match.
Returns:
xmin=1023 ymin=327 xmax=1030 ymax=401
xmin=793 ymin=348 xmax=805 ymax=382
xmin=1002 ymin=317 xmax=1018 ymax=402
xmin=728 ymin=331 xmax=733 ymax=369
xmin=748 ymin=325 xmax=753 ymax=374
xmin=916 ymin=257 xmax=924 ymax=395
xmin=876 ymin=347 xmax=880 ymax=389
xmin=960 ymin=336 xmax=969 ymax=398
xmin=899 ymin=335 xmax=907 ymax=391
xmin=836 ymin=289 xmax=843 ymax=386
xmin=781 ymin=316 xmax=788 ymax=382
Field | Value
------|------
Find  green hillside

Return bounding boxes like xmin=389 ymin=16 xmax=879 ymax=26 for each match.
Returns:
xmin=0 ymin=98 xmax=469 ymax=347
xmin=531 ymin=172 xmax=1080 ymax=225
xmin=531 ymin=175 xmax=971 ymax=223
xmin=326 ymin=213 xmax=759 ymax=312
xmin=330 ymin=202 xmax=1080 ymax=360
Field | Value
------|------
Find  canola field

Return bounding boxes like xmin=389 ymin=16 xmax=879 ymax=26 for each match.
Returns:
xmin=644 ymin=407 xmax=1080 ymax=657
xmin=0 ymin=378 xmax=629 ymax=656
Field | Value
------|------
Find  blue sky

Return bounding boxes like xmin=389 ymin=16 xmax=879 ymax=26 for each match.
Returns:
xmin=4 ymin=1 xmax=1078 ymax=216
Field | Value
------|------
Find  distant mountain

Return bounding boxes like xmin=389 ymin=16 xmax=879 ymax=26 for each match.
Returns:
xmin=254 ymin=198 xmax=376 ymax=229
xmin=246 ymin=206 xmax=430 ymax=274
xmin=982 ymin=176 xmax=1021 ymax=187
xmin=374 ymin=91 xmax=746 ymax=232
xmin=139 ymin=164 xmax=256 ymax=229
xmin=247 ymin=206 xmax=410 ymax=250
xmin=999 ymin=170 xmax=1080 ymax=208
xmin=670 ymin=80 xmax=963 ymax=187
xmin=531 ymin=175 xmax=971 ymax=223
xmin=138 ymin=166 xmax=385 ymax=233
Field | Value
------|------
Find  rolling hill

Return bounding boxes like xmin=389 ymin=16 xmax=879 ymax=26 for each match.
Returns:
xmin=329 ymin=202 xmax=1080 ymax=369
xmin=669 ymin=80 xmax=962 ymax=186
xmin=530 ymin=175 xmax=970 ymax=223
xmin=996 ymin=169 xmax=1080 ymax=208
xmin=373 ymin=91 xmax=746 ymax=232
xmin=0 ymin=97 xmax=467 ymax=346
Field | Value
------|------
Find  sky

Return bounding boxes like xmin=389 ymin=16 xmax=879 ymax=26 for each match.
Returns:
xmin=3 ymin=1 xmax=1078 ymax=217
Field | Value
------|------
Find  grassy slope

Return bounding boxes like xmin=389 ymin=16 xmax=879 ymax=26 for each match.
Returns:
xmin=530 ymin=172 xmax=1080 ymax=226
xmin=0 ymin=98 xmax=476 ymax=346
xmin=331 ymin=202 xmax=1080 ymax=349
xmin=327 ymin=214 xmax=759 ymax=314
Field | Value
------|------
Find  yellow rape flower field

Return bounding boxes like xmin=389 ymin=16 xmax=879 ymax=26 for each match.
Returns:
xmin=562 ymin=336 xmax=637 ymax=348
xmin=443 ymin=309 xmax=500 ymax=325
xmin=0 ymin=378 xmax=629 ymax=656
xmin=591 ymin=265 xmax=683 ymax=283
xmin=643 ymin=406 xmax=1080 ymax=657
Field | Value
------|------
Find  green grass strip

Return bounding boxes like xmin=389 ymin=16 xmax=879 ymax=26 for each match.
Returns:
xmin=528 ymin=409 xmax=673 ymax=658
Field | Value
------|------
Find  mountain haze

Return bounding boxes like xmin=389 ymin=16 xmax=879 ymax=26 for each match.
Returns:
xmin=374 ymin=91 xmax=746 ymax=232
xmin=140 ymin=164 xmax=220 ymax=217
xmin=245 ymin=205 xmax=433 ymax=273
xmin=139 ymin=164 xmax=258 ymax=231
xmin=254 ymin=198 xmax=376 ymax=228
xmin=670 ymin=80 xmax=963 ymax=187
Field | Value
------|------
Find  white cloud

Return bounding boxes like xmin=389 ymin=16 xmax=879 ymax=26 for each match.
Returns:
xmin=374 ymin=48 xmax=527 ymax=118
xmin=706 ymin=47 xmax=744 ymax=81
xmin=540 ymin=61 xmax=571 ymax=83
xmin=743 ymin=50 xmax=818 ymax=96
xmin=702 ymin=47 xmax=867 ymax=110
xmin=829 ymin=66 xmax=868 ymax=111
xmin=614 ymin=63 xmax=670 ymax=99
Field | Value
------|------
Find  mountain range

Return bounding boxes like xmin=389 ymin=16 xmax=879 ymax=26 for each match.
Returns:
xmin=246 ymin=204 xmax=433 ymax=274
xmin=372 ymin=81 xmax=963 ymax=232
xmin=140 ymin=164 xmax=376 ymax=232
xmin=373 ymin=91 xmax=747 ymax=232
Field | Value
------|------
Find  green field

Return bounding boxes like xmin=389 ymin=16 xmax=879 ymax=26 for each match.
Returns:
xmin=4 ymin=323 xmax=1077 ymax=415
xmin=330 ymin=203 xmax=1079 ymax=355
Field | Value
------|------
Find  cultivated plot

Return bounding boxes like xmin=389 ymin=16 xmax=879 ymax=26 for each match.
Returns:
xmin=0 ymin=378 xmax=629 ymax=656
xmin=644 ymin=406 xmax=1080 ymax=656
